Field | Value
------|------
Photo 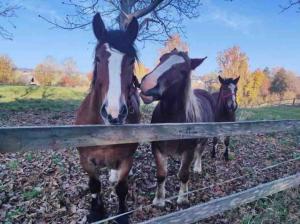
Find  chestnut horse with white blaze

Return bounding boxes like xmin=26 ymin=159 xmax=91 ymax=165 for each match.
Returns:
xmin=75 ymin=13 xmax=140 ymax=223
xmin=140 ymin=49 xmax=215 ymax=207
xmin=211 ymin=75 xmax=240 ymax=160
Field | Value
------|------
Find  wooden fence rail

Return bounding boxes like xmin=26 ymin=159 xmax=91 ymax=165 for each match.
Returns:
xmin=141 ymin=173 xmax=300 ymax=224
xmin=0 ymin=120 xmax=300 ymax=153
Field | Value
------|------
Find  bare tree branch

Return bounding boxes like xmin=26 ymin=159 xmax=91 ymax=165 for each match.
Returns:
xmin=132 ymin=0 xmax=163 ymax=18
xmin=0 ymin=2 xmax=20 ymax=40
xmin=280 ymin=0 xmax=300 ymax=13
xmin=39 ymin=0 xmax=202 ymax=43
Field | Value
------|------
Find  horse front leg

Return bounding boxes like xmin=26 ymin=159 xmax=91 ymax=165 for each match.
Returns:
xmin=79 ymin=153 xmax=107 ymax=223
xmin=224 ymin=136 xmax=230 ymax=161
xmin=177 ymin=149 xmax=194 ymax=205
xmin=114 ymin=158 xmax=133 ymax=224
xmin=211 ymin=137 xmax=218 ymax=158
xmin=152 ymin=145 xmax=168 ymax=207
xmin=193 ymin=139 xmax=207 ymax=173
xmin=87 ymin=177 xmax=107 ymax=223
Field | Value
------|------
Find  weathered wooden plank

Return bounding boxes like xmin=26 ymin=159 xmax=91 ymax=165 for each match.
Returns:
xmin=140 ymin=173 xmax=300 ymax=224
xmin=0 ymin=120 xmax=299 ymax=153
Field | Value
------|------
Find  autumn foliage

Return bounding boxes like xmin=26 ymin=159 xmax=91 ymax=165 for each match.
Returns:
xmin=203 ymin=46 xmax=300 ymax=106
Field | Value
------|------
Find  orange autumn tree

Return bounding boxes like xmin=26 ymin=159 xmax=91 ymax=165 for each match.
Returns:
xmin=245 ymin=69 xmax=269 ymax=105
xmin=134 ymin=62 xmax=149 ymax=81
xmin=0 ymin=55 xmax=15 ymax=83
xmin=159 ymin=34 xmax=189 ymax=56
xmin=217 ymin=46 xmax=250 ymax=106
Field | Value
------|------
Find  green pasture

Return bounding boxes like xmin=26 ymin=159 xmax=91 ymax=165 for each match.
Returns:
xmin=1 ymin=85 xmax=300 ymax=120
xmin=0 ymin=85 xmax=87 ymax=111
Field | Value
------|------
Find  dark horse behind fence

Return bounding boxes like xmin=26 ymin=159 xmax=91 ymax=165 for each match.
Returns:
xmin=211 ymin=75 xmax=240 ymax=160
xmin=75 ymin=13 xmax=140 ymax=223
xmin=140 ymin=49 xmax=215 ymax=207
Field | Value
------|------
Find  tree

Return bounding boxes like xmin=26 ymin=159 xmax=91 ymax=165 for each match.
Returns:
xmin=217 ymin=46 xmax=250 ymax=105
xmin=62 ymin=58 xmax=79 ymax=76
xmin=159 ymin=34 xmax=189 ymax=56
xmin=34 ymin=57 xmax=61 ymax=86
xmin=39 ymin=0 xmax=202 ymax=42
xmin=60 ymin=57 xmax=82 ymax=87
xmin=269 ymin=68 xmax=289 ymax=100
xmin=0 ymin=1 xmax=20 ymax=40
xmin=280 ymin=0 xmax=300 ymax=12
xmin=134 ymin=62 xmax=149 ymax=81
xmin=0 ymin=55 xmax=14 ymax=83
xmin=245 ymin=69 xmax=268 ymax=104
xmin=200 ymin=72 xmax=220 ymax=92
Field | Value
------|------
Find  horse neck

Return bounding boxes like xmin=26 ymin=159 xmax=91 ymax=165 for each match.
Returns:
xmin=160 ymin=73 xmax=196 ymax=121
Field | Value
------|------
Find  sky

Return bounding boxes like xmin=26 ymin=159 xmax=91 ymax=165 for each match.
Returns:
xmin=0 ymin=0 xmax=300 ymax=76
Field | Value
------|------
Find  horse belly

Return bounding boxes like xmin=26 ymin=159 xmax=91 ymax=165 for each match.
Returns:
xmin=155 ymin=140 xmax=196 ymax=158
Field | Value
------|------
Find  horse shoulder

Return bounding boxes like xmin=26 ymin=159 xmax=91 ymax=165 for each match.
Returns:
xmin=75 ymin=93 xmax=102 ymax=125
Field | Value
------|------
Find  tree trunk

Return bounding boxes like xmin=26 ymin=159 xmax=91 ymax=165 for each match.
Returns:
xmin=119 ymin=0 xmax=132 ymax=30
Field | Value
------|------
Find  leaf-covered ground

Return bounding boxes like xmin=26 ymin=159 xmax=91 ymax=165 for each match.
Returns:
xmin=0 ymin=103 xmax=299 ymax=223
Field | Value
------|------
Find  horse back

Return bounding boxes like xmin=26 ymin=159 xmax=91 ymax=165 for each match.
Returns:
xmin=193 ymin=89 xmax=215 ymax=122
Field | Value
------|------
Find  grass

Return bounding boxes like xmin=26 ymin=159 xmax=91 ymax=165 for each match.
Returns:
xmin=7 ymin=160 xmax=19 ymax=170
xmin=1 ymin=85 xmax=299 ymax=120
xmin=240 ymin=188 xmax=300 ymax=224
xmin=5 ymin=207 xmax=24 ymax=223
xmin=23 ymin=187 xmax=42 ymax=200
xmin=238 ymin=106 xmax=300 ymax=120
xmin=0 ymin=85 xmax=87 ymax=111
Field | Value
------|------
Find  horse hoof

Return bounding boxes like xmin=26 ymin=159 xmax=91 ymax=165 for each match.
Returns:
xmin=177 ymin=196 xmax=189 ymax=205
xmin=152 ymin=197 xmax=165 ymax=207
xmin=115 ymin=213 xmax=130 ymax=224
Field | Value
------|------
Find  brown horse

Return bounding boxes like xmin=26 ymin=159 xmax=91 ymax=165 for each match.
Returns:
xmin=75 ymin=13 xmax=140 ymax=223
xmin=211 ymin=75 xmax=240 ymax=160
xmin=140 ymin=49 xmax=215 ymax=207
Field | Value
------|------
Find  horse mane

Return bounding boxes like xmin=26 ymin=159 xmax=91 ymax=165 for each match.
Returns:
xmin=90 ymin=30 xmax=139 ymax=89
xmin=183 ymin=71 xmax=202 ymax=122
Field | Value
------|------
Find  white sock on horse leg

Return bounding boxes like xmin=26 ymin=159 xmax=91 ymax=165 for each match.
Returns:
xmin=177 ymin=181 xmax=189 ymax=204
xmin=153 ymin=180 xmax=166 ymax=207
xmin=109 ymin=169 xmax=118 ymax=183
xmin=193 ymin=154 xmax=202 ymax=173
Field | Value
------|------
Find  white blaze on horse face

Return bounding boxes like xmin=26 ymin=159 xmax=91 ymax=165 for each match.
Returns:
xmin=141 ymin=55 xmax=185 ymax=93
xmin=229 ymin=83 xmax=237 ymax=108
xmin=106 ymin=46 xmax=125 ymax=118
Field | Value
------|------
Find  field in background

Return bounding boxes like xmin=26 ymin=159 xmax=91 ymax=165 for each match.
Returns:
xmin=1 ymin=85 xmax=300 ymax=120
xmin=0 ymin=85 xmax=87 ymax=111
xmin=0 ymin=85 xmax=299 ymax=223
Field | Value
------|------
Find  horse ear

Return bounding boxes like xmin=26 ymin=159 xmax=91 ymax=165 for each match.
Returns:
xmin=172 ymin=48 xmax=178 ymax=52
xmin=233 ymin=76 xmax=240 ymax=85
xmin=191 ymin=57 xmax=207 ymax=70
xmin=126 ymin=17 xmax=139 ymax=43
xmin=218 ymin=75 xmax=224 ymax=84
xmin=93 ymin=12 xmax=107 ymax=41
